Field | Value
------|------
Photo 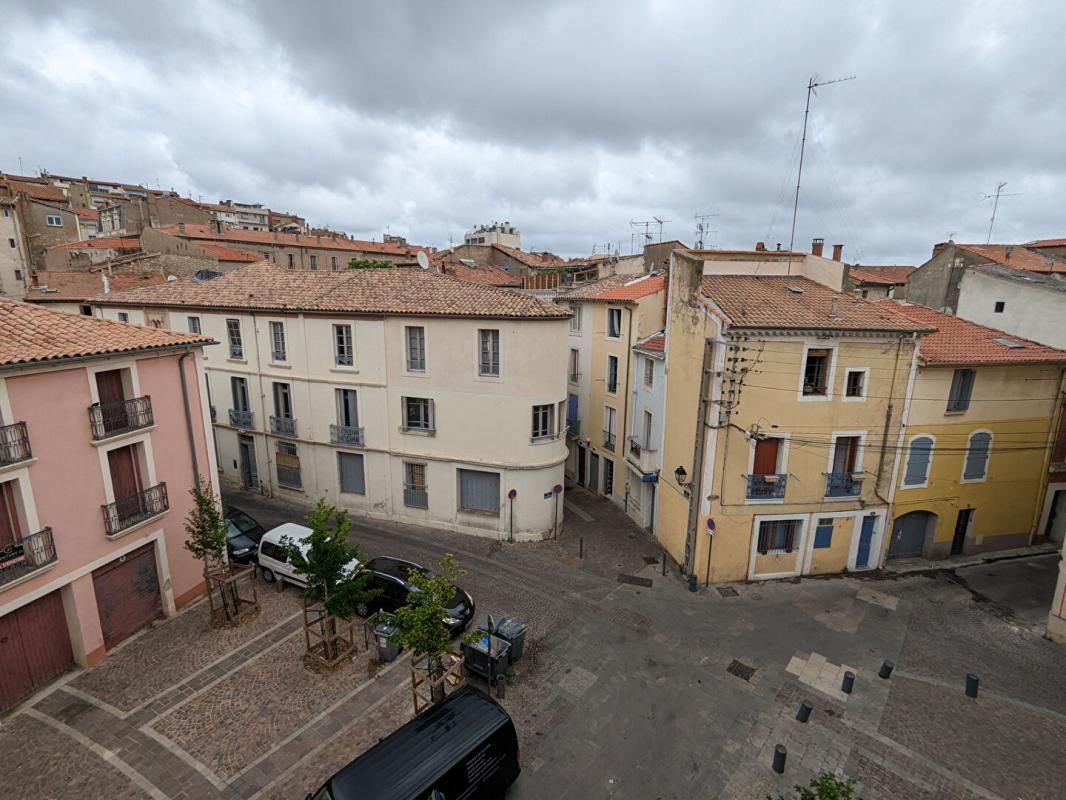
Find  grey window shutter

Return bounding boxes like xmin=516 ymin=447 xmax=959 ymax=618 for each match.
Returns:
xmin=964 ymin=433 xmax=991 ymax=479
xmin=460 ymin=470 xmax=500 ymax=513
xmin=428 ymin=398 xmax=435 ymax=430
xmin=904 ymin=437 xmax=933 ymax=485
xmin=338 ymin=453 xmax=365 ymax=494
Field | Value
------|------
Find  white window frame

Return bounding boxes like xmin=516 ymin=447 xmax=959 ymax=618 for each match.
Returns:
xmin=606 ymin=354 xmax=619 ymax=395
xmin=477 ymin=328 xmax=501 ymax=378
xmin=45 ymin=214 xmax=63 ymax=227
xmin=333 ymin=323 xmax=355 ymax=368
xmin=825 ymin=431 xmax=866 ymax=502
xmin=842 ymin=368 xmax=868 ymax=402
xmin=748 ymin=513 xmax=808 ymax=580
xmin=744 ymin=433 xmax=791 ymax=505
xmin=187 ymin=316 xmax=201 ymax=335
xmin=901 ymin=433 xmax=936 ymax=489
xmin=405 ymin=325 xmax=427 ymax=374
xmin=117 ymin=312 xmax=130 ymax=323
xmin=606 ymin=307 xmax=623 ymax=340
xmin=226 ymin=318 xmax=244 ymax=360
xmin=643 ymin=357 xmax=654 ymax=389
xmin=531 ymin=403 xmax=555 ymax=441
xmin=960 ymin=429 xmax=993 ymax=484
xmin=797 ymin=343 xmax=837 ymax=402
xmin=268 ymin=320 xmax=287 ymax=363
xmin=569 ymin=305 xmax=582 ymax=335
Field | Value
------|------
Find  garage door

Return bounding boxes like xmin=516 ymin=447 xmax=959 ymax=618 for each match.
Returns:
xmin=92 ymin=543 xmax=162 ymax=650
xmin=0 ymin=591 xmax=75 ymax=711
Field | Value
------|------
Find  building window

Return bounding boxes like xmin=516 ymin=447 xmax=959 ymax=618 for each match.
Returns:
xmin=273 ymin=382 xmax=293 ymax=419
xmin=947 ymin=368 xmax=975 ymax=412
xmin=603 ymin=405 xmax=617 ymax=451
xmin=276 ymin=441 xmax=301 ymax=487
xmin=334 ymin=324 xmax=354 ymax=366
xmin=80 ymin=305 xmax=92 ymax=316
xmin=403 ymin=462 xmax=428 ymax=508
xmin=336 ymin=388 xmax=359 ymax=428
xmin=262 ymin=251 xmax=271 ymax=260
xmin=14 ymin=270 xmax=22 ymax=282
xmin=118 ymin=312 xmax=129 ymax=323
xmin=569 ymin=307 xmax=581 ymax=333
xmin=860 ymin=289 xmax=869 ymax=298
xmin=603 ymin=458 xmax=614 ymax=495
xmin=479 ymin=329 xmax=500 ymax=376
xmin=187 ymin=316 xmax=201 ymax=334
xmin=7 ymin=238 xmax=14 ymax=248
xmin=747 ymin=436 xmax=786 ymax=499
xmin=226 ymin=318 xmax=243 ymax=358
xmin=844 ymin=369 xmax=866 ymax=399
xmin=813 ymin=518 xmax=834 ymax=548
xmin=231 ymin=376 xmax=250 ymax=412
xmin=309 ymin=255 xmax=318 ymax=270
xmin=994 ymin=301 xmax=1005 ymax=313
xmin=903 ymin=436 xmax=934 ymax=487
xmin=643 ymin=357 xmax=654 ymax=388
xmin=401 ymin=396 xmax=434 ymax=432
xmin=802 ymin=348 xmax=831 ymax=396
xmin=287 ymin=253 xmax=295 ymax=269
xmin=607 ymin=308 xmax=622 ymax=338
xmin=405 ymin=326 xmax=426 ymax=371
xmin=338 ymin=452 xmax=365 ymax=495
xmin=963 ymin=431 xmax=992 ymax=481
xmin=568 ymin=349 xmax=579 ymax=382
xmin=269 ymin=321 xmax=287 ymax=362
xmin=756 ymin=519 xmax=800 ymax=554
xmin=45 ymin=215 xmax=63 ymax=227
xmin=331 ymin=256 xmax=338 ymax=270
xmin=458 ymin=469 xmax=500 ymax=514
xmin=532 ymin=403 xmax=554 ymax=440
xmin=643 ymin=410 xmax=653 ymax=449
xmin=606 ymin=355 xmax=619 ymax=394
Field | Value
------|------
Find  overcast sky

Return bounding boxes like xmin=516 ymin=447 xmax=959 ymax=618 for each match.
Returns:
xmin=3 ymin=1 xmax=1063 ymax=263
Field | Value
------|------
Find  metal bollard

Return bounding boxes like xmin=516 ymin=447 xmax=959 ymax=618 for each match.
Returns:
xmin=662 ymin=551 xmax=667 ymax=576
xmin=772 ymin=744 xmax=787 ymax=774
xmin=879 ymin=660 xmax=895 ymax=679
xmin=796 ymin=701 xmax=812 ymax=723
xmin=579 ymin=537 xmax=584 ymax=559
xmin=688 ymin=574 xmax=698 ymax=593
xmin=965 ymin=673 xmax=979 ymax=699
xmin=841 ymin=671 xmax=855 ymax=694
xmin=496 ymin=674 xmax=507 ymax=699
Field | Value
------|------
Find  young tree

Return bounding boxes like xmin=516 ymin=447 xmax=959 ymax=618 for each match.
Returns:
xmin=347 ymin=258 xmax=393 ymax=270
xmin=183 ymin=479 xmax=239 ymax=621
xmin=380 ymin=553 xmax=475 ymax=704
xmin=283 ymin=500 xmax=377 ymax=659
xmin=770 ymin=772 xmax=862 ymax=800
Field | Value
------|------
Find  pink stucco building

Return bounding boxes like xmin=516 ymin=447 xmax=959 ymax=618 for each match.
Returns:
xmin=0 ymin=298 xmax=216 ymax=711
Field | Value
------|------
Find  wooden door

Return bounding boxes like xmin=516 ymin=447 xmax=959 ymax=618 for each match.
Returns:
xmin=108 ymin=445 xmax=143 ymax=524
xmin=95 ymin=369 xmax=127 ymax=434
xmin=752 ymin=438 xmax=780 ymax=475
xmin=0 ymin=480 xmax=21 ymax=548
xmin=0 ymin=591 xmax=74 ymax=711
xmin=92 ymin=544 xmax=162 ymax=650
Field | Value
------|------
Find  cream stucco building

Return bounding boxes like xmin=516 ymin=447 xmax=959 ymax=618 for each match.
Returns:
xmin=92 ymin=261 xmax=572 ymax=541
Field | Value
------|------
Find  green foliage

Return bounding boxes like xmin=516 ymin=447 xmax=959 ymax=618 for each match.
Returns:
xmin=769 ymin=772 xmax=862 ymax=800
xmin=380 ymin=553 xmax=477 ymax=660
xmin=282 ymin=499 xmax=376 ymax=618
xmin=347 ymin=258 xmax=393 ymax=270
xmin=183 ymin=479 xmax=228 ymax=569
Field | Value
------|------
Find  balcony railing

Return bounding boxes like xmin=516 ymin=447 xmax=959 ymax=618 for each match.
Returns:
xmin=607 ymin=381 xmax=618 ymax=394
xmin=102 ymin=483 xmax=169 ymax=536
xmin=404 ymin=485 xmax=428 ymax=509
xmin=88 ymin=396 xmax=153 ymax=440
xmin=746 ymin=473 xmax=787 ymax=500
xmin=270 ymin=416 xmax=298 ymax=437
xmin=229 ymin=408 xmax=253 ymax=428
xmin=336 ymin=352 xmax=354 ymax=367
xmin=0 ymin=421 xmax=32 ymax=467
xmin=825 ymin=472 xmax=863 ymax=498
xmin=0 ymin=527 xmax=57 ymax=587
xmin=272 ymin=350 xmax=287 ymax=362
xmin=602 ymin=431 xmax=616 ymax=452
xmin=276 ymin=464 xmax=302 ymax=488
xmin=567 ymin=419 xmax=580 ymax=438
xmin=330 ymin=424 xmax=364 ymax=447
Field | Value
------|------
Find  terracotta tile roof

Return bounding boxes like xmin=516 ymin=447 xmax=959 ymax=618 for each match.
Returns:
xmin=848 ymin=265 xmax=915 ymax=285
xmin=634 ymin=332 xmax=665 ymax=355
xmin=440 ymin=261 xmax=520 ymax=287
xmin=199 ymin=243 xmax=261 ymax=263
xmin=492 ymin=244 xmax=564 ymax=268
xmin=955 ymin=244 xmax=1066 ymax=274
xmin=700 ymin=276 xmax=931 ymax=333
xmin=26 ymin=272 xmax=167 ymax=303
xmin=561 ymin=273 xmax=666 ymax=302
xmin=161 ymin=223 xmax=425 ymax=258
xmin=3 ymin=177 xmax=67 ymax=203
xmin=0 ymin=297 xmax=211 ymax=368
xmin=92 ymin=260 xmax=570 ymax=320
xmin=876 ymin=301 xmax=1066 ymax=365
xmin=55 ymin=236 xmax=142 ymax=251
xmin=1024 ymin=238 xmax=1066 ymax=247
xmin=74 ymin=206 xmax=100 ymax=222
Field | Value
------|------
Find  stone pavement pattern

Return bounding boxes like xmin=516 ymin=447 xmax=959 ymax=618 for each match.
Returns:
xmin=0 ymin=487 xmax=1063 ymax=798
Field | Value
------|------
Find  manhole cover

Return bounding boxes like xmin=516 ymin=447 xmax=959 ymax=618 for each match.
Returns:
xmin=643 ymin=556 xmax=660 ymax=565
xmin=717 ymin=586 xmax=739 ymax=598
xmin=726 ymin=659 xmax=756 ymax=681
xmin=617 ymin=573 xmax=653 ymax=588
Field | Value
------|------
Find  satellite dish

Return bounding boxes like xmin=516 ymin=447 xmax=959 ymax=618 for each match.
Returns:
xmin=416 ymin=251 xmax=430 ymax=270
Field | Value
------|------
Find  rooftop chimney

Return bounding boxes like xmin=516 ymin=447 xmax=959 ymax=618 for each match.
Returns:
xmin=755 ymin=241 xmax=766 ymax=251
xmin=832 ymin=244 xmax=843 ymax=262
xmin=931 ymin=241 xmax=952 ymax=258
xmin=812 ymin=238 xmax=825 ymax=257
xmin=775 ymin=243 xmax=782 ymax=251
xmin=828 ymin=297 xmax=840 ymax=320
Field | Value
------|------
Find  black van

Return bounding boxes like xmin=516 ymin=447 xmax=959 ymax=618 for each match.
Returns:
xmin=308 ymin=686 xmax=520 ymax=800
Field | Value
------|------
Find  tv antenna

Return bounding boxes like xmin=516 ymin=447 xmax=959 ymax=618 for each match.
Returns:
xmin=694 ymin=211 xmax=719 ymax=249
xmin=982 ymin=182 xmax=1022 ymax=244
xmin=788 ymin=73 xmax=856 ymax=255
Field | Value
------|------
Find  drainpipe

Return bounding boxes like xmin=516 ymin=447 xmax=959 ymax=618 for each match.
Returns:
xmin=178 ymin=350 xmax=200 ymax=484
xmin=684 ymin=338 xmax=715 ymax=576
xmin=874 ymin=335 xmax=906 ymax=506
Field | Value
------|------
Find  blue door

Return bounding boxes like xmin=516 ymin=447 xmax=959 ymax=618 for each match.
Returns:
xmin=856 ymin=514 xmax=876 ymax=568
xmin=567 ymin=393 xmax=578 ymax=426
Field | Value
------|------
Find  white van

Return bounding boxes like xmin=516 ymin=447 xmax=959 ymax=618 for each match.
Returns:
xmin=256 ymin=523 xmax=313 ymax=586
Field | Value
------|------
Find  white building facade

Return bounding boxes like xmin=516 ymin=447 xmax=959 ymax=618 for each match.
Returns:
xmin=623 ymin=332 xmax=666 ymax=531
xmin=955 ymin=264 xmax=1066 ymax=349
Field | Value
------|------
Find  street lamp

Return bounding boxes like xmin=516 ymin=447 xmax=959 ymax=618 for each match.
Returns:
xmin=674 ymin=466 xmax=688 ymax=486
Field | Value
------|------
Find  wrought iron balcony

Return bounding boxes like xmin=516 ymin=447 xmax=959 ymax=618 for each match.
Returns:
xmin=276 ymin=464 xmax=302 ymax=488
xmin=567 ymin=418 xmax=580 ymax=438
xmin=270 ymin=416 xmax=298 ymax=437
xmin=0 ymin=527 xmax=57 ymax=587
xmin=0 ymin=421 xmax=32 ymax=467
xmin=335 ymin=352 xmax=354 ymax=367
xmin=825 ymin=472 xmax=863 ymax=498
xmin=629 ymin=437 xmax=642 ymax=458
xmin=602 ymin=431 xmax=616 ymax=452
xmin=88 ymin=396 xmax=153 ymax=440
xmin=229 ymin=408 xmax=253 ymax=428
xmin=102 ymin=483 xmax=169 ymax=536
xmin=746 ymin=473 xmax=787 ymax=500
xmin=272 ymin=349 xmax=287 ymax=362
xmin=330 ymin=424 xmax=364 ymax=447
xmin=607 ymin=380 xmax=618 ymax=394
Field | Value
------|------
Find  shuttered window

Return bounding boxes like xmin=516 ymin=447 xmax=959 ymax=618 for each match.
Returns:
xmin=756 ymin=519 xmax=799 ymax=554
xmin=947 ymin=369 xmax=975 ymax=412
xmin=338 ymin=453 xmax=366 ymax=495
xmin=458 ymin=469 xmax=500 ymax=514
xmin=963 ymin=432 xmax=991 ymax=480
xmin=903 ymin=436 xmax=934 ymax=486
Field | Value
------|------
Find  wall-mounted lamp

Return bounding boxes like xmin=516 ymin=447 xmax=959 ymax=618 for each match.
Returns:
xmin=674 ymin=465 xmax=689 ymax=486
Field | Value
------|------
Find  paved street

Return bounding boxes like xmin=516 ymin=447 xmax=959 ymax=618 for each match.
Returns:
xmin=2 ymin=487 xmax=1065 ymax=799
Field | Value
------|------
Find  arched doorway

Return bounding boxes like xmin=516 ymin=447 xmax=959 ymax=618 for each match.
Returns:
xmin=888 ymin=511 xmax=937 ymax=559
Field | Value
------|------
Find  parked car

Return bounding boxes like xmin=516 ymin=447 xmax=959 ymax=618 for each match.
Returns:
xmin=256 ymin=523 xmax=361 ymax=588
xmin=223 ymin=506 xmax=266 ymax=564
xmin=307 ymin=685 xmax=520 ymax=800
xmin=355 ymin=556 xmax=475 ymax=635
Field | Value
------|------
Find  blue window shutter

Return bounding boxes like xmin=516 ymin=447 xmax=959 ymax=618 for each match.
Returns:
xmin=964 ymin=433 xmax=991 ymax=479
xmin=904 ymin=437 xmax=933 ymax=485
xmin=814 ymin=522 xmax=833 ymax=548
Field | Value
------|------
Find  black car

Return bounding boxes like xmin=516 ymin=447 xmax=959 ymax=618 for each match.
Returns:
xmin=355 ymin=556 xmax=475 ymax=635
xmin=224 ymin=506 xmax=266 ymax=564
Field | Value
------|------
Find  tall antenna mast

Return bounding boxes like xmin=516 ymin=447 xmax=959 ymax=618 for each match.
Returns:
xmin=652 ymin=216 xmax=670 ymax=242
xmin=983 ymin=182 xmax=1022 ymax=244
xmin=694 ymin=211 xmax=719 ymax=249
xmin=788 ymin=74 xmax=856 ymax=255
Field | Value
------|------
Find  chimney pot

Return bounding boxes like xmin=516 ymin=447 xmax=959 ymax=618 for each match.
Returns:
xmin=812 ymin=238 xmax=825 ymax=257
xmin=755 ymin=241 xmax=766 ymax=251
xmin=776 ymin=243 xmax=782 ymax=251
xmin=832 ymin=244 xmax=844 ymax=262
xmin=829 ymin=297 xmax=840 ymax=319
